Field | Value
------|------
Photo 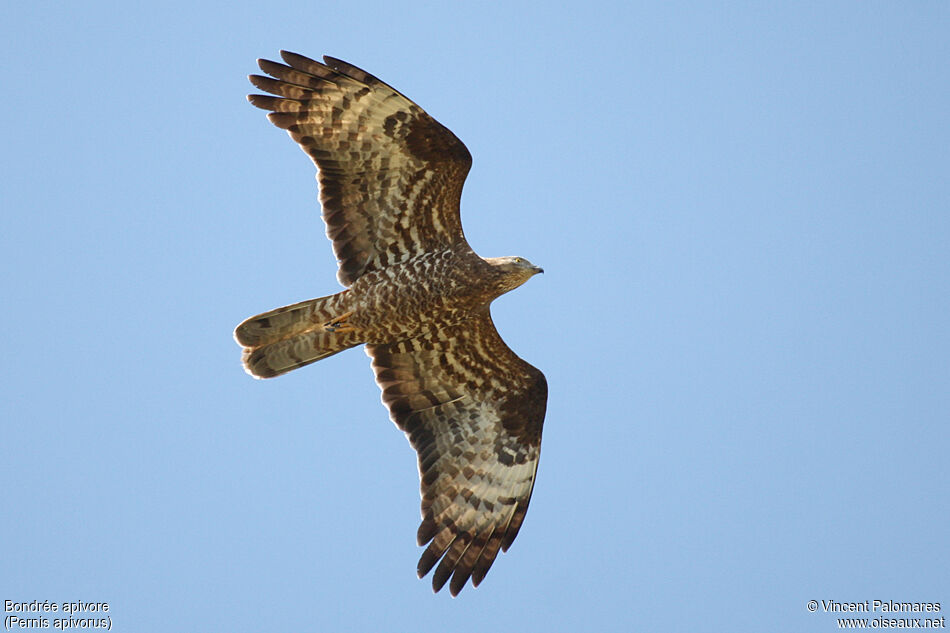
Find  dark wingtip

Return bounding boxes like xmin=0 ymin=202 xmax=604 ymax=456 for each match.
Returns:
xmin=247 ymin=93 xmax=279 ymax=111
xmin=431 ymin=566 xmax=451 ymax=594
xmin=416 ymin=547 xmax=439 ymax=579
xmin=449 ymin=569 xmax=472 ymax=597
xmin=416 ymin=519 xmax=436 ymax=546
xmin=280 ymin=50 xmax=320 ymax=70
xmin=322 ymin=55 xmax=344 ymax=70
xmin=247 ymin=74 xmax=268 ymax=91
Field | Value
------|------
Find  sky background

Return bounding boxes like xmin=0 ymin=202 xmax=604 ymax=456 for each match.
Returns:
xmin=2 ymin=2 xmax=948 ymax=631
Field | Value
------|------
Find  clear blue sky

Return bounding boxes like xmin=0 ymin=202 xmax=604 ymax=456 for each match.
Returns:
xmin=2 ymin=2 xmax=947 ymax=631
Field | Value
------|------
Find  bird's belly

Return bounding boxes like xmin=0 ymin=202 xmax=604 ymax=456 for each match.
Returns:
xmin=347 ymin=256 xmax=485 ymax=344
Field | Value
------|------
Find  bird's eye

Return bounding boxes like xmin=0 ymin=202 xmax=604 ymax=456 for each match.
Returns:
xmin=515 ymin=257 xmax=523 ymax=264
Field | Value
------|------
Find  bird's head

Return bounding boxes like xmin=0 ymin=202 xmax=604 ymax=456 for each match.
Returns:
xmin=484 ymin=256 xmax=544 ymax=293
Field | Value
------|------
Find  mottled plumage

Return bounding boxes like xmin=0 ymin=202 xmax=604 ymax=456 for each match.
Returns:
xmin=234 ymin=51 xmax=546 ymax=596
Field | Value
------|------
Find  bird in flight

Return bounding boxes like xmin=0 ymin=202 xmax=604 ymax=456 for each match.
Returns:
xmin=234 ymin=51 xmax=547 ymax=596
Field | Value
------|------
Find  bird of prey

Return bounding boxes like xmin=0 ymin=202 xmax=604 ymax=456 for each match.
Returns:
xmin=234 ymin=51 xmax=547 ymax=596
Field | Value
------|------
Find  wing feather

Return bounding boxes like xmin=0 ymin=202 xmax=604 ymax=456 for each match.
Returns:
xmin=248 ymin=51 xmax=473 ymax=286
xmin=367 ymin=315 xmax=547 ymax=595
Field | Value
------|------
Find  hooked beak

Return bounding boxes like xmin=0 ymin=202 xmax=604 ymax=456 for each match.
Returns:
xmin=533 ymin=265 xmax=544 ymax=275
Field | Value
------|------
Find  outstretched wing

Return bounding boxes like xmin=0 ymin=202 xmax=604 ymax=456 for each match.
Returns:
xmin=248 ymin=51 xmax=473 ymax=286
xmin=367 ymin=315 xmax=547 ymax=596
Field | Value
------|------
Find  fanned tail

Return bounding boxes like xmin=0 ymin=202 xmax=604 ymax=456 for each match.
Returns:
xmin=234 ymin=293 xmax=361 ymax=378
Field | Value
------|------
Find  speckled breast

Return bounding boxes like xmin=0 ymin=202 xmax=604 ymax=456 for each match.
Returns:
xmin=347 ymin=248 xmax=494 ymax=344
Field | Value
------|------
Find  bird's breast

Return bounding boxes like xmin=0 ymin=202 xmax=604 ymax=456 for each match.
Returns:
xmin=346 ymin=250 xmax=492 ymax=344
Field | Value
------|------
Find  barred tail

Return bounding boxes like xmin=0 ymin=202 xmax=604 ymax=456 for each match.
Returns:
xmin=234 ymin=293 xmax=361 ymax=379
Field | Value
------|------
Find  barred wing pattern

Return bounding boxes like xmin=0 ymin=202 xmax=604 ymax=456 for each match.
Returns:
xmin=240 ymin=52 xmax=547 ymax=595
xmin=248 ymin=51 xmax=473 ymax=286
xmin=367 ymin=314 xmax=547 ymax=596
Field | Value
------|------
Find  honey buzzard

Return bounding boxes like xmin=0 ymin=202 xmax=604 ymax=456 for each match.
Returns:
xmin=234 ymin=51 xmax=547 ymax=596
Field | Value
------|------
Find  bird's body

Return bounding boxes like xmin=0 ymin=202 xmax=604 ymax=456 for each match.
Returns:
xmin=344 ymin=250 xmax=530 ymax=343
xmin=238 ymin=249 xmax=540 ymax=377
xmin=234 ymin=51 xmax=546 ymax=596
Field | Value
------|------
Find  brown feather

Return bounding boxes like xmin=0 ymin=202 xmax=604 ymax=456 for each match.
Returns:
xmin=249 ymin=51 xmax=472 ymax=287
xmin=235 ymin=52 xmax=545 ymax=595
xmin=368 ymin=316 xmax=546 ymax=594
